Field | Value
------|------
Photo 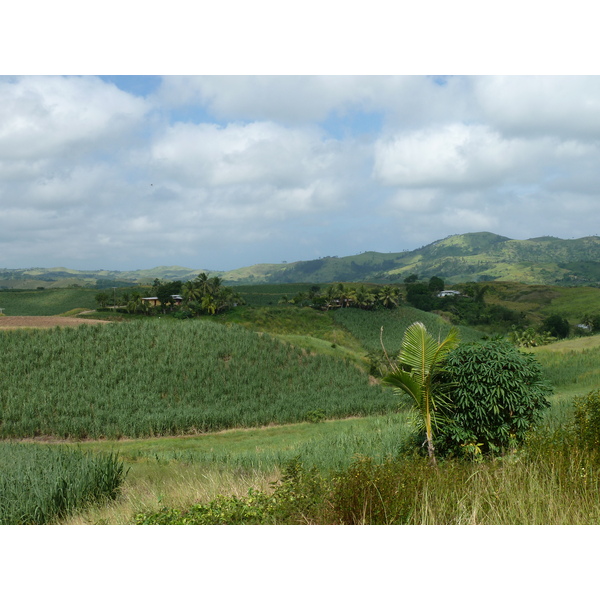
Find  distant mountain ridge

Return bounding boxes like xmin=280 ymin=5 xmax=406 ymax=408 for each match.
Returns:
xmin=2 ymin=232 xmax=600 ymax=288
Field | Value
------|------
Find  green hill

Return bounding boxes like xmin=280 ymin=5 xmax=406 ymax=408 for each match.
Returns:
xmin=3 ymin=232 xmax=600 ymax=288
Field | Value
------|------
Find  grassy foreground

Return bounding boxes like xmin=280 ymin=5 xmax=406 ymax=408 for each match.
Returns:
xmin=4 ymin=296 xmax=600 ymax=524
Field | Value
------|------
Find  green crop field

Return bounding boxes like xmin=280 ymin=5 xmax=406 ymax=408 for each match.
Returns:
xmin=0 ymin=286 xmax=150 ymax=316
xmin=332 ymin=306 xmax=485 ymax=355
xmin=0 ymin=288 xmax=98 ymax=315
xmin=0 ymin=319 xmax=395 ymax=439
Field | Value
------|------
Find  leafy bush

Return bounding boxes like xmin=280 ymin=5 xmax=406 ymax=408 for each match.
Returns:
xmin=542 ymin=314 xmax=570 ymax=339
xmin=572 ymin=389 xmax=600 ymax=454
xmin=437 ymin=340 xmax=552 ymax=455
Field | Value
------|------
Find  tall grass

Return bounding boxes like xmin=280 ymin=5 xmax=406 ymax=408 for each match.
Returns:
xmin=134 ymin=439 xmax=600 ymax=525
xmin=534 ymin=344 xmax=600 ymax=393
xmin=0 ymin=443 xmax=126 ymax=524
xmin=0 ymin=319 xmax=395 ymax=439
xmin=78 ymin=412 xmax=415 ymax=473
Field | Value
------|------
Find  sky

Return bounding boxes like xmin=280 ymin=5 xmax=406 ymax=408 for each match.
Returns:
xmin=2 ymin=1 xmax=600 ymax=274
xmin=3 ymin=74 xmax=600 ymax=272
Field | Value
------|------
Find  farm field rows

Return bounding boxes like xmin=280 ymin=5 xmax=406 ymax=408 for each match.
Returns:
xmin=0 ymin=319 xmax=395 ymax=440
xmin=3 ymin=282 xmax=600 ymax=524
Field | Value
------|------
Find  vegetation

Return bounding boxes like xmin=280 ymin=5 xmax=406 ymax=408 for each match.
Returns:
xmin=134 ymin=433 xmax=600 ymax=525
xmin=0 ymin=443 xmax=125 ymax=524
xmin=0 ymin=319 xmax=395 ymax=439
xmin=382 ymin=322 xmax=460 ymax=464
xmin=572 ymin=389 xmax=600 ymax=453
xmin=438 ymin=340 xmax=552 ymax=456
xmin=0 ymin=288 xmax=112 ymax=316
xmin=280 ymin=282 xmax=401 ymax=312
xmin=332 ymin=305 xmax=484 ymax=356
xmin=4 ymin=275 xmax=600 ymax=525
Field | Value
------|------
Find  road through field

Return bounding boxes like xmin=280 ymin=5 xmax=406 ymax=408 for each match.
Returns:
xmin=0 ymin=316 xmax=111 ymax=329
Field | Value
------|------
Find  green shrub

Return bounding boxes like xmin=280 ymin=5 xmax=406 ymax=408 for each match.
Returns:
xmin=437 ymin=340 xmax=552 ymax=456
xmin=572 ymin=389 xmax=600 ymax=454
xmin=542 ymin=314 xmax=570 ymax=339
xmin=329 ymin=455 xmax=430 ymax=524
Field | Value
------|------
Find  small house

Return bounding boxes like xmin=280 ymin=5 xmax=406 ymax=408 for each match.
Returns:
xmin=437 ymin=290 xmax=461 ymax=298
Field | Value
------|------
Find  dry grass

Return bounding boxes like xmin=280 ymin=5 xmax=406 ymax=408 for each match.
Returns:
xmin=62 ymin=461 xmax=281 ymax=525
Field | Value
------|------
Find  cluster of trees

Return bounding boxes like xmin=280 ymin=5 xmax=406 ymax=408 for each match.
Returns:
xmin=95 ymin=274 xmax=243 ymax=317
xmin=179 ymin=274 xmax=244 ymax=316
xmin=382 ymin=322 xmax=551 ymax=464
xmin=405 ymin=277 xmax=527 ymax=330
xmin=280 ymin=283 xmax=402 ymax=311
xmin=510 ymin=315 xmax=571 ymax=347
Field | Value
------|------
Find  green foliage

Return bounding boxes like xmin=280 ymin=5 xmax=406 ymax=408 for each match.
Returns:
xmin=542 ymin=314 xmax=570 ymax=339
xmin=135 ymin=458 xmax=329 ymax=525
xmin=332 ymin=306 xmax=484 ymax=357
xmin=329 ymin=456 xmax=430 ymax=524
xmin=304 ymin=409 xmax=326 ymax=423
xmin=572 ymin=390 xmax=600 ymax=453
xmin=95 ymin=292 xmax=110 ymax=308
xmin=580 ymin=313 xmax=600 ymax=333
xmin=382 ymin=322 xmax=460 ymax=463
xmin=0 ymin=320 xmax=396 ymax=439
xmin=0 ymin=443 xmax=126 ymax=524
xmin=428 ymin=276 xmax=445 ymax=293
xmin=405 ymin=280 xmax=527 ymax=332
xmin=438 ymin=341 xmax=552 ymax=455
xmin=509 ymin=326 xmax=554 ymax=347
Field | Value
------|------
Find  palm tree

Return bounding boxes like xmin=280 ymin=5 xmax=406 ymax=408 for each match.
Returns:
xmin=382 ymin=322 xmax=459 ymax=465
xmin=354 ymin=285 xmax=376 ymax=309
xmin=201 ymin=294 xmax=217 ymax=315
xmin=323 ymin=285 xmax=338 ymax=310
xmin=208 ymin=276 xmax=223 ymax=295
xmin=182 ymin=280 xmax=202 ymax=304
xmin=194 ymin=273 xmax=210 ymax=296
xmin=378 ymin=285 xmax=400 ymax=309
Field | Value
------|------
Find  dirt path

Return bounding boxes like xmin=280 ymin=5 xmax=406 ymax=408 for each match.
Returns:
xmin=0 ymin=316 xmax=111 ymax=329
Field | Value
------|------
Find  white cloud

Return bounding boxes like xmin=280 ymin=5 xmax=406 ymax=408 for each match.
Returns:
xmin=0 ymin=76 xmax=148 ymax=161
xmin=155 ymin=75 xmax=476 ymax=129
xmin=155 ymin=76 xmax=372 ymax=123
xmin=474 ymin=76 xmax=600 ymax=139
xmin=150 ymin=120 xmax=339 ymax=188
xmin=373 ymin=123 xmax=541 ymax=188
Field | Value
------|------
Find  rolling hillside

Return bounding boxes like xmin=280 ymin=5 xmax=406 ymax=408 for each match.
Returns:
xmin=3 ymin=232 xmax=600 ymax=288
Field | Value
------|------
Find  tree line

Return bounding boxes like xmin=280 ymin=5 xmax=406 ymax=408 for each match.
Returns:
xmin=95 ymin=273 xmax=244 ymax=317
xmin=279 ymin=283 xmax=402 ymax=311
